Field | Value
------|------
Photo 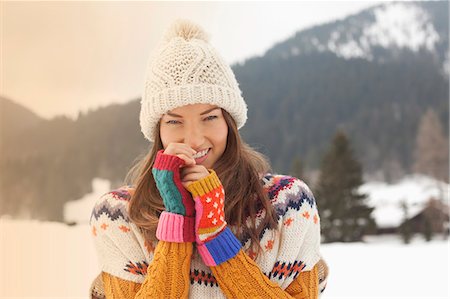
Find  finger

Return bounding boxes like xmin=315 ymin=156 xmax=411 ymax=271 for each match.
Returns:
xmin=176 ymin=154 xmax=196 ymax=166
xmin=164 ymin=147 xmax=195 ymax=159
xmin=182 ymin=172 xmax=207 ymax=182
xmin=180 ymin=165 xmax=210 ymax=177
xmin=180 ymin=164 xmax=202 ymax=174
xmin=164 ymin=143 xmax=197 ymax=157
xmin=164 ymin=145 xmax=197 ymax=165
xmin=182 ymin=144 xmax=198 ymax=155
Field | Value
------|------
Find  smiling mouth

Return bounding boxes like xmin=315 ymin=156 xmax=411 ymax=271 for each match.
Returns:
xmin=193 ymin=148 xmax=210 ymax=159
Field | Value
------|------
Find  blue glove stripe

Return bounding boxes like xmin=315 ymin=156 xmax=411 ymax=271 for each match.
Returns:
xmin=204 ymin=227 xmax=242 ymax=265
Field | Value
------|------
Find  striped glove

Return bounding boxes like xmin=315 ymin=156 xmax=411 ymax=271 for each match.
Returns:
xmin=186 ymin=170 xmax=242 ymax=266
xmin=152 ymin=149 xmax=195 ymax=242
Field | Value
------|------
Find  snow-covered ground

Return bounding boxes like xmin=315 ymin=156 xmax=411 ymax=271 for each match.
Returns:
xmin=0 ymin=219 xmax=448 ymax=298
xmin=0 ymin=219 xmax=99 ymax=298
xmin=322 ymin=235 xmax=449 ymax=298
xmin=1 ymin=174 xmax=448 ymax=298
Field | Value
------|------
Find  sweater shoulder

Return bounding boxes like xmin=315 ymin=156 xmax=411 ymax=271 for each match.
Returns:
xmin=89 ymin=186 xmax=136 ymax=226
xmin=261 ymin=173 xmax=316 ymax=216
xmin=89 ymin=186 xmax=150 ymax=284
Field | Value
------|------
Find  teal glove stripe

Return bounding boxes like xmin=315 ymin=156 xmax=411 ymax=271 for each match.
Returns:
xmin=152 ymin=168 xmax=186 ymax=215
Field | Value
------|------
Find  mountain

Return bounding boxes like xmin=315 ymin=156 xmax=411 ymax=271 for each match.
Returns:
xmin=235 ymin=1 xmax=448 ymax=177
xmin=0 ymin=1 xmax=448 ymax=222
xmin=266 ymin=2 xmax=448 ymax=74
xmin=0 ymin=97 xmax=44 ymax=152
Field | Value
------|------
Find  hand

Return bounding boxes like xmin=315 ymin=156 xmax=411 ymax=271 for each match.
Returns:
xmin=180 ymin=165 xmax=210 ymax=189
xmin=152 ymin=143 xmax=201 ymax=243
xmin=163 ymin=143 xmax=197 ymax=166
xmin=186 ymin=170 xmax=242 ymax=265
xmin=152 ymin=143 xmax=196 ymax=217
xmin=186 ymin=170 xmax=227 ymax=243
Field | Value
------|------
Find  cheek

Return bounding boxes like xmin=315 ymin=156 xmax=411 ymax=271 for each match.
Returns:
xmin=159 ymin=128 xmax=172 ymax=149
xmin=214 ymin=121 xmax=228 ymax=149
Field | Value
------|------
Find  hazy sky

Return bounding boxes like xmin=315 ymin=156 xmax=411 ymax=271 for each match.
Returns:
xmin=1 ymin=1 xmax=382 ymax=120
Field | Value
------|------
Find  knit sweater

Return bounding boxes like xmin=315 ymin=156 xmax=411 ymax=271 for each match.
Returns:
xmin=90 ymin=173 xmax=328 ymax=298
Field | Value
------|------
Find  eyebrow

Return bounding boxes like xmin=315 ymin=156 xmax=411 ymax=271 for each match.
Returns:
xmin=166 ymin=107 xmax=220 ymax=118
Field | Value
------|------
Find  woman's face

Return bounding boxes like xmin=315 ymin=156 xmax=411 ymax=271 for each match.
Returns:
xmin=160 ymin=103 xmax=228 ymax=169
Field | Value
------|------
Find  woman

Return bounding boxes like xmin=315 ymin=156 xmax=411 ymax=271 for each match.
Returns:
xmin=90 ymin=19 xmax=328 ymax=298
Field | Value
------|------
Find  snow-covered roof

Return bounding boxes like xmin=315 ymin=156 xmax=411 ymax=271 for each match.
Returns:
xmin=360 ymin=174 xmax=449 ymax=228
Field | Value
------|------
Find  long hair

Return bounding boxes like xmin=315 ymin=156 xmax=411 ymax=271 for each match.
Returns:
xmin=125 ymin=109 xmax=279 ymax=258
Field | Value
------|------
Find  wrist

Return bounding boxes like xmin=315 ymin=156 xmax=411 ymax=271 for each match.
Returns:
xmin=156 ymin=211 xmax=195 ymax=242
xmin=187 ymin=170 xmax=227 ymax=242
xmin=153 ymin=149 xmax=185 ymax=171
xmin=196 ymin=227 xmax=242 ymax=266
xmin=152 ymin=150 xmax=195 ymax=217
xmin=186 ymin=169 xmax=222 ymax=197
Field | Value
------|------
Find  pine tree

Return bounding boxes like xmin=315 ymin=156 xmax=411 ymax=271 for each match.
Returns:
xmin=414 ymin=108 xmax=449 ymax=182
xmin=315 ymin=131 xmax=376 ymax=243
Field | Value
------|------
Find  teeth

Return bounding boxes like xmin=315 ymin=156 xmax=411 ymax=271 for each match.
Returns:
xmin=193 ymin=149 xmax=209 ymax=159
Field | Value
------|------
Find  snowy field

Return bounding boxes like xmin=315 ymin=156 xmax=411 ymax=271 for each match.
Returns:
xmin=0 ymin=219 xmax=448 ymax=299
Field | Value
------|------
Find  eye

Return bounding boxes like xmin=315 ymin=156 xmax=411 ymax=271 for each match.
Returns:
xmin=166 ymin=119 xmax=181 ymax=125
xmin=204 ymin=115 xmax=218 ymax=121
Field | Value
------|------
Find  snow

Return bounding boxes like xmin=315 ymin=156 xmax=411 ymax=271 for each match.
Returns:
xmin=332 ymin=37 xmax=367 ymax=60
xmin=326 ymin=28 xmax=368 ymax=60
xmin=311 ymin=2 xmax=440 ymax=61
xmin=365 ymin=3 xmax=439 ymax=52
xmin=290 ymin=46 xmax=300 ymax=56
xmin=360 ymin=174 xmax=449 ymax=228
xmin=63 ymin=178 xmax=111 ymax=224
xmin=0 ymin=219 xmax=99 ymax=298
xmin=0 ymin=219 xmax=448 ymax=298
xmin=443 ymin=51 xmax=450 ymax=77
xmin=321 ymin=235 xmax=449 ymax=298
xmin=311 ymin=37 xmax=326 ymax=52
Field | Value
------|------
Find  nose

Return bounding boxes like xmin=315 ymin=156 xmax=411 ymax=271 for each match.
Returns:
xmin=183 ymin=124 xmax=204 ymax=150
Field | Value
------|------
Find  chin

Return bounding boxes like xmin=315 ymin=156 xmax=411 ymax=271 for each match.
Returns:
xmin=202 ymin=160 xmax=214 ymax=169
xmin=202 ymin=163 xmax=211 ymax=169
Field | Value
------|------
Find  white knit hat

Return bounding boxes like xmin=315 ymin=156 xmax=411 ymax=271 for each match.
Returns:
xmin=140 ymin=19 xmax=248 ymax=142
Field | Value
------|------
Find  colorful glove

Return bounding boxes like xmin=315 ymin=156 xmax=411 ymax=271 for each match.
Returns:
xmin=186 ymin=170 xmax=242 ymax=266
xmin=152 ymin=149 xmax=195 ymax=243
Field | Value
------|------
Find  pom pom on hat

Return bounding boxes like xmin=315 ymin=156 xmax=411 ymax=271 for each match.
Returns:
xmin=164 ymin=19 xmax=210 ymax=43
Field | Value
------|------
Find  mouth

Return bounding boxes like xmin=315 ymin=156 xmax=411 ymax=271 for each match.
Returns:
xmin=193 ymin=148 xmax=210 ymax=163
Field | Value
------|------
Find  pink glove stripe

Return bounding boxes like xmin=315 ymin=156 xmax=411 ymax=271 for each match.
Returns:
xmin=156 ymin=212 xmax=195 ymax=242
xmin=196 ymin=244 xmax=217 ymax=266
xmin=193 ymin=195 xmax=203 ymax=243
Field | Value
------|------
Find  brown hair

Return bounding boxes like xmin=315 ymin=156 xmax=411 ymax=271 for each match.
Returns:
xmin=125 ymin=109 xmax=278 ymax=258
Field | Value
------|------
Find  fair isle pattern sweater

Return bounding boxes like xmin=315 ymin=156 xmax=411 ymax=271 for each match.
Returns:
xmin=90 ymin=173 xmax=324 ymax=298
